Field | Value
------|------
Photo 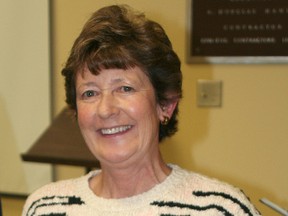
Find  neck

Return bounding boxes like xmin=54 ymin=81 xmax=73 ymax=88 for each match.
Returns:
xmin=89 ymin=156 xmax=171 ymax=199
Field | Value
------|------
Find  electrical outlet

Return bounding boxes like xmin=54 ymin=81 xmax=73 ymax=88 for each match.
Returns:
xmin=197 ymin=80 xmax=222 ymax=107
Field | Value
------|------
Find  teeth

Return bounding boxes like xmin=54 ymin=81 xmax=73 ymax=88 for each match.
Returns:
xmin=101 ymin=125 xmax=131 ymax=135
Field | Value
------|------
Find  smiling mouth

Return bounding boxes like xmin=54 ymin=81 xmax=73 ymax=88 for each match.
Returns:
xmin=101 ymin=125 xmax=132 ymax=135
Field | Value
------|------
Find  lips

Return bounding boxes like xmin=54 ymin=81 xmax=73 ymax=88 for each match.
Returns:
xmin=100 ymin=125 xmax=132 ymax=135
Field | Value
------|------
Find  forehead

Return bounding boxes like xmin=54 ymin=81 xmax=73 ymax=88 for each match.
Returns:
xmin=76 ymin=66 xmax=151 ymax=87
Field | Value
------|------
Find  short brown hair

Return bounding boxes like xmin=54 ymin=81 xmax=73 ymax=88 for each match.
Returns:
xmin=62 ymin=5 xmax=182 ymax=141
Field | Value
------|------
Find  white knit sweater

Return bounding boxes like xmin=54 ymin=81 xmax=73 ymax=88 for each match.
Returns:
xmin=22 ymin=165 xmax=261 ymax=216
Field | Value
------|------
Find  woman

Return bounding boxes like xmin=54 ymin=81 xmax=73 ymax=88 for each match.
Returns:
xmin=23 ymin=5 xmax=260 ymax=215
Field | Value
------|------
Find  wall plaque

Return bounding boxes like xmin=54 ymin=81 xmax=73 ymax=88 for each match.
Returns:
xmin=187 ymin=0 xmax=288 ymax=63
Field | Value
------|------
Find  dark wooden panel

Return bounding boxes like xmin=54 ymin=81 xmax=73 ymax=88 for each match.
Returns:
xmin=22 ymin=108 xmax=100 ymax=168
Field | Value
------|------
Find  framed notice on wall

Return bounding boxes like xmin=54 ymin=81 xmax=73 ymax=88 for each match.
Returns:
xmin=187 ymin=0 xmax=288 ymax=64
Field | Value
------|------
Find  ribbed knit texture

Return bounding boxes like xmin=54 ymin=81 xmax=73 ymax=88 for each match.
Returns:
xmin=22 ymin=165 xmax=261 ymax=216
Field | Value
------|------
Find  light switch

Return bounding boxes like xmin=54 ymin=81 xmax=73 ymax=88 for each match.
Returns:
xmin=197 ymin=80 xmax=222 ymax=107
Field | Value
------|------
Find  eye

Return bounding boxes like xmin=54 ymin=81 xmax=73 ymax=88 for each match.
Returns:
xmin=117 ymin=86 xmax=135 ymax=93
xmin=82 ymin=90 xmax=98 ymax=99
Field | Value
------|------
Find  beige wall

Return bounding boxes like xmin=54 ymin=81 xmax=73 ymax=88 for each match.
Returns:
xmin=0 ymin=0 xmax=51 ymax=194
xmin=51 ymin=0 xmax=288 ymax=215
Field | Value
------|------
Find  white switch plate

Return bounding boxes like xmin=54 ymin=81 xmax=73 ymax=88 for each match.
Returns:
xmin=197 ymin=80 xmax=222 ymax=107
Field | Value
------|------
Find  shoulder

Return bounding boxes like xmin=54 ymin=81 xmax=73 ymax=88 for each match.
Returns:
xmin=187 ymin=170 xmax=242 ymax=194
xmin=188 ymin=171 xmax=252 ymax=204
xmin=172 ymin=165 xmax=249 ymax=198
xmin=27 ymin=174 xmax=84 ymax=198
xmin=22 ymin=171 xmax=96 ymax=216
xmin=168 ymin=165 xmax=261 ymax=215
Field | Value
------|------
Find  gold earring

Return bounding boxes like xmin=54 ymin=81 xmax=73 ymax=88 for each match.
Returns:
xmin=161 ymin=116 xmax=169 ymax=125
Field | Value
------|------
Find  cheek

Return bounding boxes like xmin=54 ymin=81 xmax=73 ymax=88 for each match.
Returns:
xmin=134 ymin=99 xmax=160 ymax=129
xmin=129 ymin=99 xmax=155 ymax=120
xmin=76 ymin=104 xmax=92 ymax=127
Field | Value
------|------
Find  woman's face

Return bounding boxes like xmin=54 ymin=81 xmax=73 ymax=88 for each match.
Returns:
xmin=76 ymin=67 xmax=164 ymax=167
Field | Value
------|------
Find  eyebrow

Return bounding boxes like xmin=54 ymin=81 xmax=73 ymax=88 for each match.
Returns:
xmin=110 ymin=78 xmax=126 ymax=84
xmin=78 ymin=82 xmax=97 ymax=88
xmin=77 ymin=77 xmax=129 ymax=89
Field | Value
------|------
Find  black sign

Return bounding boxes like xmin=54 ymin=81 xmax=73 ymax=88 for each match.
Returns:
xmin=188 ymin=0 xmax=288 ymax=63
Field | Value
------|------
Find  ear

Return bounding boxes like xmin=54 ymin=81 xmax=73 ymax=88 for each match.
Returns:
xmin=158 ymin=99 xmax=178 ymax=122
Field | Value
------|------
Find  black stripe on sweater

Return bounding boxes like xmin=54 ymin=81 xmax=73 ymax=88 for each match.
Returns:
xmin=160 ymin=214 xmax=190 ymax=216
xmin=40 ymin=214 xmax=66 ymax=216
xmin=193 ymin=191 xmax=253 ymax=216
xmin=26 ymin=196 xmax=85 ymax=216
xmin=151 ymin=200 xmax=233 ymax=216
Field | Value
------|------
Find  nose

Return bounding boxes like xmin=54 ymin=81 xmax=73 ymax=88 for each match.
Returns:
xmin=97 ymin=92 xmax=119 ymax=119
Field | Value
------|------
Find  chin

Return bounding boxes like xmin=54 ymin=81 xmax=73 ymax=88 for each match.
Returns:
xmin=98 ymin=151 xmax=139 ymax=167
